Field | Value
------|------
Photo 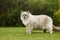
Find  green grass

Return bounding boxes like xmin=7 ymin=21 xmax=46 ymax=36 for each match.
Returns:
xmin=0 ymin=27 xmax=60 ymax=40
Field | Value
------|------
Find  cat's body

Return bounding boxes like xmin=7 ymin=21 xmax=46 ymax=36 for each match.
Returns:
xmin=21 ymin=11 xmax=53 ymax=34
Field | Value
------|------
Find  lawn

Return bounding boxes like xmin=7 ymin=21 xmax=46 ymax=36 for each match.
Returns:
xmin=0 ymin=27 xmax=60 ymax=40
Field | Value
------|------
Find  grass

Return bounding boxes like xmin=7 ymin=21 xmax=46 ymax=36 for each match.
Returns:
xmin=0 ymin=27 xmax=60 ymax=40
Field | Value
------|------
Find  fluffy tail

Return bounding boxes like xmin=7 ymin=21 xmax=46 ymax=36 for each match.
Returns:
xmin=53 ymin=26 xmax=60 ymax=32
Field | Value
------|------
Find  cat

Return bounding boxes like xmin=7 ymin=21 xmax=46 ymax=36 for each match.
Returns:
xmin=21 ymin=11 xmax=53 ymax=34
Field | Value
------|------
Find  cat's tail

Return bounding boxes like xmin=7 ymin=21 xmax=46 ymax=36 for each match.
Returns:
xmin=53 ymin=25 xmax=60 ymax=32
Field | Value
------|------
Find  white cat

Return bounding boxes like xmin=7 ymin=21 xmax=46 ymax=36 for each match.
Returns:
xmin=21 ymin=11 xmax=53 ymax=34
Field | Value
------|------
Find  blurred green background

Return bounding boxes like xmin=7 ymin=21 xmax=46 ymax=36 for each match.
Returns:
xmin=0 ymin=0 xmax=60 ymax=27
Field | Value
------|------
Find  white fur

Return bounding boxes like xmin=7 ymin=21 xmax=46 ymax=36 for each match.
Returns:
xmin=21 ymin=11 xmax=53 ymax=34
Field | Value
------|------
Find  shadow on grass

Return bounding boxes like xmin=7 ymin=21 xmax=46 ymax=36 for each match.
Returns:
xmin=32 ymin=32 xmax=42 ymax=34
xmin=19 ymin=31 xmax=51 ymax=35
xmin=32 ymin=31 xmax=53 ymax=34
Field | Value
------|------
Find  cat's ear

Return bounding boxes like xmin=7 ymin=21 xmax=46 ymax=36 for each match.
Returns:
xmin=27 ymin=10 xmax=31 ymax=15
xmin=21 ymin=11 xmax=23 ymax=13
xmin=27 ymin=10 xmax=30 ymax=13
xmin=21 ymin=11 xmax=24 ymax=14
